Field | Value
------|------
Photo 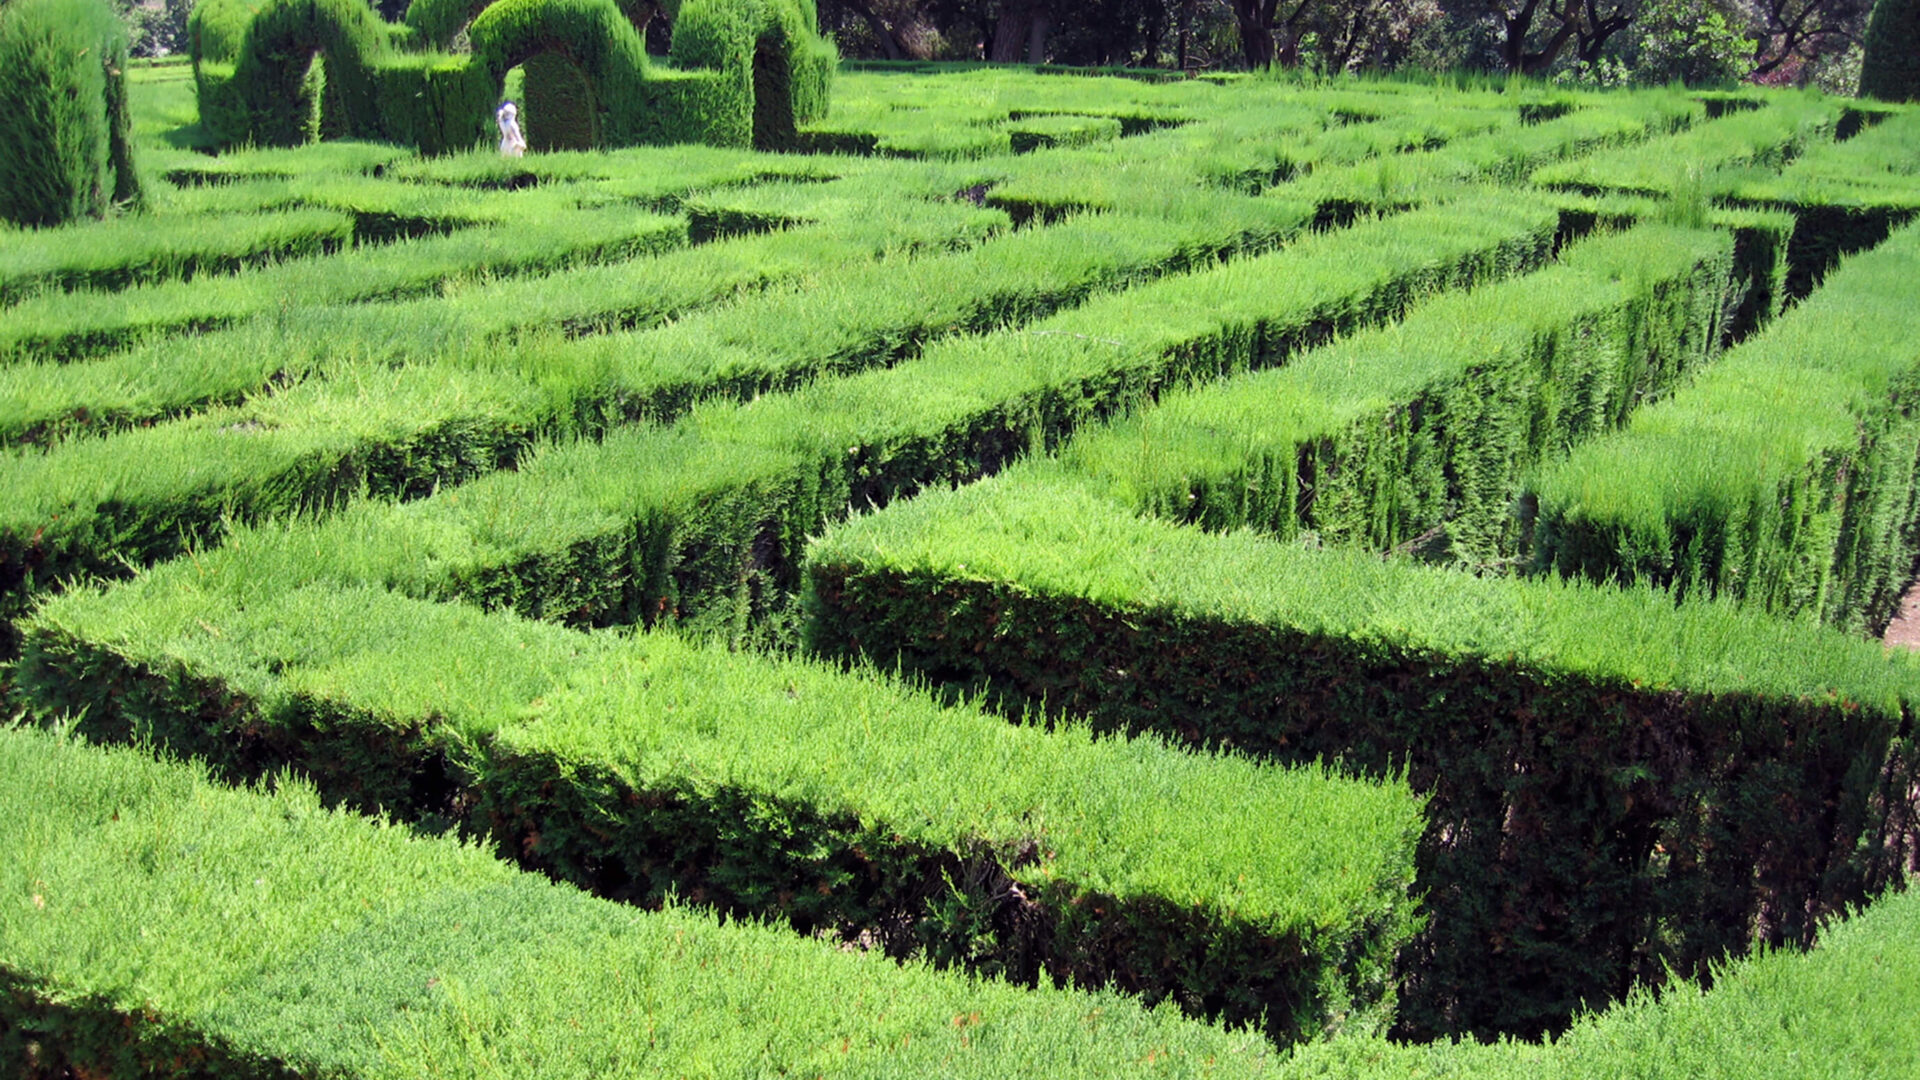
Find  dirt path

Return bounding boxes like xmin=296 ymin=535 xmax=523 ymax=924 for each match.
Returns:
xmin=1884 ymin=579 xmax=1920 ymax=649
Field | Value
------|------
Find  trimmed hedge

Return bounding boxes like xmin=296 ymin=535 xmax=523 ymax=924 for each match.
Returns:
xmin=0 ymin=0 xmax=142 ymax=227
xmin=1717 ymin=106 xmax=1920 ymax=299
xmin=0 ymin=203 xmax=691 ymax=364
xmin=0 ymin=208 xmax=356 ymax=306
xmin=0 ymin=726 xmax=1288 ymax=1077
xmin=0 ymin=190 xmax=1290 ymax=645
xmin=1280 ymin=878 xmax=1920 ymax=1078
xmin=188 ymin=0 xmax=254 ymax=66
xmin=17 ymin=569 xmax=1425 ymax=1045
xmin=0 ymin=172 xmax=997 ymax=364
xmin=1530 ymin=93 xmax=1839 ymax=198
xmin=1860 ymin=0 xmax=1920 ymax=103
xmin=0 ymin=178 xmax=1057 ymax=445
xmin=75 ymin=195 xmax=1556 ymax=652
xmin=1051 ymin=223 xmax=1737 ymax=568
xmin=800 ymin=471 xmax=1920 ymax=1040
xmin=1529 ymin=219 xmax=1920 ymax=635
xmin=198 ymin=0 xmax=833 ymax=153
xmin=404 ymin=0 xmax=495 ymax=48
xmin=1279 ymin=90 xmax=1699 ymax=210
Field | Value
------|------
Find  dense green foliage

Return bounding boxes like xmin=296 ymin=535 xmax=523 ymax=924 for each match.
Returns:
xmin=1279 ymin=881 xmax=1920 ymax=1077
xmin=1716 ymin=108 xmax=1920 ymax=298
xmin=1051 ymin=222 xmax=1738 ymax=568
xmin=0 ymin=726 xmax=1289 ymax=1078
xmin=0 ymin=194 xmax=1549 ymax=651
xmin=803 ymin=471 xmax=1920 ymax=1037
xmin=1531 ymin=92 xmax=1840 ymax=198
xmin=0 ymin=0 xmax=141 ymax=226
xmin=1860 ymin=0 xmax=1920 ymax=102
xmin=17 ymin=561 xmax=1424 ymax=1044
xmin=6 ymin=67 xmax=1919 ymax=1071
xmin=1530 ymin=220 xmax=1920 ymax=634
xmin=194 ymin=0 xmax=834 ymax=152
xmin=0 ymin=208 xmax=356 ymax=305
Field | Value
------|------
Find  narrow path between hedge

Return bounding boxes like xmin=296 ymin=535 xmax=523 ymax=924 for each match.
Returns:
xmin=1883 ymin=578 xmax=1920 ymax=648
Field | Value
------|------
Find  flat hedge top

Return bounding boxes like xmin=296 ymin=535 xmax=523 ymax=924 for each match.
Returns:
xmin=808 ymin=471 xmax=1920 ymax=714
xmin=1529 ymin=218 xmax=1920 ymax=533
xmin=1055 ymin=222 xmax=1729 ymax=500
xmin=0 ymin=726 xmax=1284 ymax=1078
xmin=33 ymin=564 xmax=1424 ymax=937
xmin=502 ymin=626 xmax=1424 ymax=931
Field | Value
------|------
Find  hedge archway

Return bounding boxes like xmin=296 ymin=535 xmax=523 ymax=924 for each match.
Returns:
xmin=229 ymin=0 xmax=391 ymax=145
xmin=194 ymin=0 xmax=832 ymax=153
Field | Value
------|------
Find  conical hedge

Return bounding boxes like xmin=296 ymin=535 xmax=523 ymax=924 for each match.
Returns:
xmin=0 ymin=0 xmax=141 ymax=227
xmin=1860 ymin=0 xmax=1920 ymax=102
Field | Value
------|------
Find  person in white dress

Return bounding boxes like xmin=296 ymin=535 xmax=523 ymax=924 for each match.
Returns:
xmin=497 ymin=101 xmax=527 ymax=157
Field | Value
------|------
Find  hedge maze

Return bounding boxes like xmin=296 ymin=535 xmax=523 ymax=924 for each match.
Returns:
xmin=5 ymin=53 xmax=1920 ymax=1077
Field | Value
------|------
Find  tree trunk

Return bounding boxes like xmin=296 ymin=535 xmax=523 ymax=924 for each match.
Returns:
xmin=1500 ymin=0 xmax=1541 ymax=72
xmin=1141 ymin=3 xmax=1164 ymax=68
xmin=991 ymin=1 xmax=1035 ymax=62
xmin=1234 ymin=0 xmax=1276 ymax=68
xmin=1027 ymin=14 xmax=1051 ymax=64
xmin=838 ymin=0 xmax=907 ymax=60
xmin=1177 ymin=0 xmax=1196 ymax=69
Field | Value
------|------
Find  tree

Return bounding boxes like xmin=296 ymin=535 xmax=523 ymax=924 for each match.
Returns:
xmin=1227 ymin=0 xmax=1314 ymax=67
xmin=1284 ymin=0 xmax=1443 ymax=70
xmin=1571 ymin=0 xmax=1637 ymax=63
xmin=988 ymin=0 xmax=1051 ymax=62
xmin=1859 ymin=0 xmax=1919 ymax=98
xmin=1632 ymin=0 xmax=1751 ymax=84
xmin=816 ymin=0 xmax=946 ymax=58
xmin=125 ymin=0 xmax=195 ymax=56
xmin=1732 ymin=0 xmax=1871 ymax=80
xmin=1438 ymin=0 xmax=1589 ymax=73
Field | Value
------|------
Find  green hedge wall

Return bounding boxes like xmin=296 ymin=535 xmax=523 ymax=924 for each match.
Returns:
xmin=15 ymin=195 xmax=1546 ymax=656
xmin=1717 ymin=107 xmax=1920 ymax=300
xmin=402 ymin=0 xmax=493 ymax=47
xmin=1529 ymin=220 xmax=1920 ymax=635
xmin=17 ymin=568 xmax=1425 ymax=1045
xmin=0 ymin=0 xmax=142 ymax=227
xmin=1530 ymin=94 xmax=1839 ymax=198
xmin=1051 ymin=223 xmax=1736 ymax=569
xmin=1860 ymin=0 xmax=1920 ymax=103
xmin=0 ymin=207 xmax=357 ymax=305
xmin=1278 ymin=875 xmax=1920 ymax=1077
xmin=188 ymin=0 xmax=254 ymax=65
xmin=199 ymin=0 xmax=833 ymax=152
xmin=0 ymin=727 xmax=1286 ymax=1077
xmin=801 ymin=473 xmax=1920 ymax=1040
xmin=0 ymin=190 xmax=1007 ymax=657
xmin=229 ymin=0 xmax=391 ymax=147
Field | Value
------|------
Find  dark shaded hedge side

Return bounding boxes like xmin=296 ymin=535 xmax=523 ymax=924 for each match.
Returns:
xmin=803 ymin=493 xmax=1920 ymax=1041
xmin=13 ymin=601 xmax=1419 ymax=1048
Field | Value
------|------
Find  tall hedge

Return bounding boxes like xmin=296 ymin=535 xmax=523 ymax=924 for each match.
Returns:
xmin=201 ymin=0 xmax=833 ymax=152
xmin=227 ymin=0 xmax=390 ymax=146
xmin=0 ymin=0 xmax=141 ymax=227
xmin=1860 ymin=0 xmax=1920 ymax=102
xmin=671 ymin=0 xmax=829 ymax=149
xmin=802 ymin=473 xmax=1920 ymax=1040
xmin=187 ymin=0 xmax=254 ymax=64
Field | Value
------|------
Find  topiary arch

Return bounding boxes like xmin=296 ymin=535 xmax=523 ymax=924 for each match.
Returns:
xmin=191 ymin=0 xmax=833 ymax=153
